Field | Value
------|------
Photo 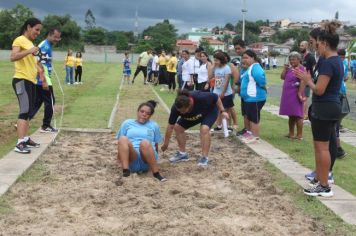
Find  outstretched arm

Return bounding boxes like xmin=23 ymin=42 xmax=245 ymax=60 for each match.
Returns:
xmin=161 ymin=124 xmax=174 ymax=151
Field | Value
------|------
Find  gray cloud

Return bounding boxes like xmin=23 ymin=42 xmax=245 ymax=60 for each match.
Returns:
xmin=0 ymin=0 xmax=355 ymax=34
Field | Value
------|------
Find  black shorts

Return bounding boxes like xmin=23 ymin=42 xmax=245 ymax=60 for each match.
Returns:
xmin=177 ymin=107 xmax=218 ymax=129
xmin=12 ymin=78 xmax=36 ymax=120
xmin=221 ymin=94 xmax=234 ymax=109
xmin=153 ymin=71 xmax=158 ymax=77
xmin=242 ymin=101 xmax=265 ymax=124
xmin=310 ymin=116 xmax=337 ymax=142
xmin=241 ymin=98 xmax=245 ymax=116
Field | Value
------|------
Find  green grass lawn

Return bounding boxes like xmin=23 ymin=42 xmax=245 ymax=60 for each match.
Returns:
xmin=0 ymin=60 xmax=121 ymax=157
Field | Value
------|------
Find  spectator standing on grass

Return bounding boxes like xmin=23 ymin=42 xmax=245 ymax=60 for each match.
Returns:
xmin=122 ymin=52 xmax=131 ymax=84
xmin=350 ymin=56 xmax=356 ymax=83
xmin=295 ymin=21 xmax=343 ymax=197
xmin=239 ymin=50 xmax=267 ymax=144
xmin=74 ymin=52 xmax=83 ymax=84
xmin=150 ymin=51 xmax=159 ymax=85
xmin=188 ymin=47 xmax=203 ymax=90
xmin=64 ymin=49 xmax=75 ymax=85
xmin=300 ymin=41 xmax=316 ymax=120
xmin=132 ymin=49 xmax=152 ymax=85
xmin=11 ymin=18 xmax=43 ymax=153
xmin=167 ymin=52 xmax=178 ymax=93
xmin=335 ymin=49 xmax=348 ymax=159
xmin=117 ymin=100 xmax=166 ymax=182
xmin=181 ymin=50 xmax=193 ymax=90
xmin=197 ymin=51 xmax=212 ymax=91
xmin=161 ymin=89 xmax=229 ymax=166
xmin=233 ymin=39 xmax=249 ymax=137
xmin=176 ymin=51 xmax=184 ymax=89
xmin=209 ymin=51 xmax=235 ymax=132
xmin=29 ymin=28 xmax=61 ymax=134
xmin=272 ymin=57 xmax=278 ymax=69
xmin=279 ymin=52 xmax=306 ymax=140
xmin=158 ymin=50 xmax=169 ymax=90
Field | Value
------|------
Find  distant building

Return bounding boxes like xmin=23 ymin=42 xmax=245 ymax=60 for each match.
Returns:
xmin=247 ymin=43 xmax=268 ymax=54
xmin=176 ymin=39 xmax=198 ymax=53
xmin=338 ymin=34 xmax=353 ymax=49
xmin=288 ymin=23 xmax=303 ymax=30
xmin=259 ymin=26 xmax=276 ymax=39
xmin=201 ymin=36 xmax=225 ymax=51
xmin=188 ymin=28 xmax=212 ymax=43
xmin=273 ymin=45 xmax=291 ymax=55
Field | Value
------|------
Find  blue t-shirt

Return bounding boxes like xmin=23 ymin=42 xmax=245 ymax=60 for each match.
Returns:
xmin=36 ymin=39 xmax=52 ymax=86
xmin=213 ymin=65 xmax=232 ymax=96
xmin=123 ymin=58 xmax=130 ymax=72
xmin=169 ymin=91 xmax=218 ymax=124
xmin=350 ymin=60 xmax=356 ymax=69
xmin=340 ymin=59 xmax=348 ymax=95
xmin=313 ymin=56 xmax=343 ymax=103
xmin=240 ymin=63 xmax=267 ymax=102
xmin=116 ymin=119 xmax=162 ymax=150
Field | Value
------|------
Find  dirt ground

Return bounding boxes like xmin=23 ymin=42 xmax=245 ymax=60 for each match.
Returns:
xmin=0 ymin=132 xmax=325 ymax=236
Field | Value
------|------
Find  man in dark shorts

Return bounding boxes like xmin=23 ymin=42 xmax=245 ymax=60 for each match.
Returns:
xmin=132 ymin=49 xmax=152 ymax=84
xmin=300 ymin=41 xmax=316 ymax=120
xmin=161 ymin=90 xmax=229 ymax=166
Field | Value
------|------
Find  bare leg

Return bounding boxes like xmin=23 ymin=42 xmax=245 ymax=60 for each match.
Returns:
xmin=200 ymin=125 xmax=211 ymax=157
xmin=139 ymin=140 xmax=159 ymax=173
xmin=174 ymin=124 xmax=186 ymax=152
xmin=244 ymin=115 xmax=249 ymax=130
xmin=229 ymin=108 xmax=238 ymax=128
xmin=296 ymin=117 xmax=304 ymax=139
xmin=250 ymin=121 xmax=260 ymax=137
xmin=314 ymin=141 xmax=331 ymax=186
xmin=17 ymin=119 xmax=29 ymax=139
xmin=288 ymin=117 xmax=295 ymax=137
xmin=117 ymin=136 xmax=137 ymax=169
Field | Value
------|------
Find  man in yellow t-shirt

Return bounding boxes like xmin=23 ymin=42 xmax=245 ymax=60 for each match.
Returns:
xmin=132 ymin=49 xmax=152 ymax=84
xmin=11 ymin=17 xmax=42 ymax=154
xmin=167 ymin=52 xmax=178 ymax=92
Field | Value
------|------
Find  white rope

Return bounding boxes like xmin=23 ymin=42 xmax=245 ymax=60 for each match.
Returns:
xmin=52 ymin=66 xmax=65 ymax=130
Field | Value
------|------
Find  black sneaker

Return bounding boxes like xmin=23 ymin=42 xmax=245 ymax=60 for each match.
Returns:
xmin=40 ymin=125 xmax=58 ymax=133
xmin=25 ymin=138 xmax=40 ymax=148
xmin=303 ymin=183 xmax=333 ymax=197
xmin=14 ymin=142 xmax=31 ymax=154
xmin=336 ymin=147 xmax=347 ymax=159
xmin=236 ymin=128 xmax=247 ymax=136
xmin=213 ymin=127 xmax=222 ymax=131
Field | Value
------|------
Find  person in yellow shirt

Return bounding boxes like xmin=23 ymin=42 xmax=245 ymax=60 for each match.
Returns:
xmin=158 ymin=50 xmax=169 ymax=86
xmin=74 ymin=51 xmax=83 ymax=84
xmin=10 ymin=18 xmax=43 ymax=154
xmin=167 ymin=52 xmax=178 ymax=92
xmin=64 ymin=49 xmax=75 ymax=84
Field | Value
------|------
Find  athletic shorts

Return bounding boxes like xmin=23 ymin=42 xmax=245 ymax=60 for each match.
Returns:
xmin=242 ymin=101 xmax=265 ymax=124
xmin=177 ymin=107 xmax=218 ymax=130
xmin=129 ymin=148 xmax=158 ymax=173
xmin=12 ymin=78 xmax=36 ymax=120
xmin=123 ymin=69 xmax=131 ymax=76
xmin=221 ymin=94 xmax=234 ymax=109
xmin=310 ymin=116 xmax=337 ymax=142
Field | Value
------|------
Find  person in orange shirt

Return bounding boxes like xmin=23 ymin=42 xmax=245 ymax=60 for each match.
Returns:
xmin=64 ymin=49 xmax=75 ymax=84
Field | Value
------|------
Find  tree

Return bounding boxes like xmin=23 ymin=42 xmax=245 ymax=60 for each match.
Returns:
xmin=106 ymin=31 xmax=129 ymax=50
xmin=0 ymin=4 xmax=34 ymax=49
xmin=83 ymin=27 xmax=106 ymax=45
xmin=224 ymin=23 xmax=234 ymax=32
xmin=85 ymin=9 xmax=96 ymax=29
xmin=269 ymin=50 xmax=280 ymax=57
xmin=345 ymin=26 xmax=356 ymax=37
xmin=139 ymin=19 xmax=178 ymax=52
xmin=199 ymin=39 xmax=214 ymax=55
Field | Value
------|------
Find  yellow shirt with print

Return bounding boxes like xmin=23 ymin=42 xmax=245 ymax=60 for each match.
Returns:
xmin=65 ymin=56 xmax=75 ymax=67
xmin=167 ymin=56 xmax=177 ymax=73
xmin=12 ymin=35 xmax=38 ymax=84
xmin=159 ymin=55 xmax=168 ymax=66
xmin=75 ymin=58 xmax=83 ymax=67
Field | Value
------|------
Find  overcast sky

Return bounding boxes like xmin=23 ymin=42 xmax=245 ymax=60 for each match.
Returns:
xmin=0 ymin=0 xmax=355 ymax=33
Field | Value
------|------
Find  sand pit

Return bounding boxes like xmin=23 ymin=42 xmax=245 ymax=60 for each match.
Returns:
xmin=0 ymin=132 xmax=325 ymax=235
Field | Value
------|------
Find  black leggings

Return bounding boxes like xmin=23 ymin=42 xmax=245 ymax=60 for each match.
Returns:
xmin=133 ymin=66 xmax=147 ymax=80
xmin=168 ymin=72 xmax=176 ymax=90
xmin=75 ymin=66 xmax=82 ymax=82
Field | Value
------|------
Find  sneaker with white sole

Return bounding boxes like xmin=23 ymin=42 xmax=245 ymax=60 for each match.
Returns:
xmin=306 ymin=171 xmax=334 ymax=184
xmin=303 ymin=183 xmax=333 ymax=197
xmin=25 ymin=138 xmax=40 ymax=148
xmin=197 ymin=156 xmax=209 ymax=166
xmin=14 ymin=142 xmax=31 ymax=154
xmin=40 ymin=125 xmax=58 ymax=133
xmin=169 ymin=151 xmax=189 ymax=163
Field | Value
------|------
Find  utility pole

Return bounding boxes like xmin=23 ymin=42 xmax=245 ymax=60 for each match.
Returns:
xmin=242 ymin=0 xmax=247 ymax=41
xmin=134 ymin=7 xmax=139 ymax=38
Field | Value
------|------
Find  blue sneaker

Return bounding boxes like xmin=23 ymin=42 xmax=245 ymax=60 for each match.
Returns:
xmin=328 ymin=172 xmax=335 ymax=184
xmin=169 ymin=151 xmax=189 ymax=163
xmin=197 ymin=156 xmax=209 ymax=166
xmin=305 ymin=171 xmax=316 ymax=181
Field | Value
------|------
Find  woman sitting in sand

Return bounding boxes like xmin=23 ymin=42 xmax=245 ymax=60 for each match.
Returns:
xmin=117 ymin=100 xmax=166 ymax=182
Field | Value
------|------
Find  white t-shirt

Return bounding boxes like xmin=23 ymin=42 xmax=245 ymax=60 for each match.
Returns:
xmin=152 ymin=55 xmax=159 ymax=71
xmin=198 ymin=63 xmax=208 ymax=83
xmin=182 ymin=60 xmax=191 ymax=82
xmin=272 ymin=58 xmax=277 ymax=66
xmin=188 ymin=57 xmax=200 ymax=75
xmin=264 ymin=58 xmax=269 ymax=65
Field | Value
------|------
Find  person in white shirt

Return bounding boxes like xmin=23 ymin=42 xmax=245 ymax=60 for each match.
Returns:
xmin=272 ymin=57 xmax=278 ymax=69
xmin=188 ymin=47 xmax=203 ymax=90
xmin=181 ymin=50 xmax=193 ymax=90
xmin=197 ymin=51 xmax=212 ymax=91
xmin=151 ymin=52 xmax=159 ymax=85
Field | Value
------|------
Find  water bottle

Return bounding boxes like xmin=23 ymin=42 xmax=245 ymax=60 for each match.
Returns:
xmin=222 ymin=118 xmax=229 ymax=138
